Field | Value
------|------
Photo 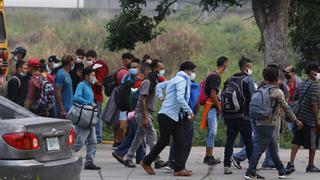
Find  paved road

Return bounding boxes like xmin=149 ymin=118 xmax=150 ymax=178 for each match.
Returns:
xmin=79 ymin=145 xmax=320 ymax=180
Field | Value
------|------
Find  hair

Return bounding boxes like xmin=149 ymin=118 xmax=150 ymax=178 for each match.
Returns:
xmin=217 ymin=56 xmax=228 ymax=67
xmin=16 ymin=60 xmax=27 ymax=70
xmin=179 ymin=61 xmax=196 ymax=71
xmin=82 ymin=67 xmax=94 ymax=77
xmin=74 ymin=62 xmax=84 ymax=72
xmin=140 ymin=63 xmax=151 ymax=74
xmin=122 ymin=52 xmax=135 ymax=60
xmin=75 ymin=48 xmax=86 ymax=56
xmin=143 ymin=54 xmax=152 ymax=61
xmin=238 ymin=56 xmax=252 ymax=69
xmin=61 ymin=55 xmax=74 ymax=67
xmin=305 ymin=62 xmax=319 ymax=75
xmin=126 ymin=58 xmax=141 ymax=69
xmin=150 ymin=59 xmax=162 ymax=70
xmin=263 ymin=67 xmax=279 ymax=82
xmin=85 ymin=50 xmax=97 ymax=58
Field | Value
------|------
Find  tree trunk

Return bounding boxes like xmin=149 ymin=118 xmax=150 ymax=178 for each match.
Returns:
xmin=252 ymin=0 xmax=291 ymax=68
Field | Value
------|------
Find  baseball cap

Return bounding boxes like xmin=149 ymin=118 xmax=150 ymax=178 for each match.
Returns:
xmin=48 ymin=55 xmax=61 ymax=63
xmin=11 ymin=46 xmax=27 ymax=55
xmin=28 ymin=58 xmax=41 ymax=67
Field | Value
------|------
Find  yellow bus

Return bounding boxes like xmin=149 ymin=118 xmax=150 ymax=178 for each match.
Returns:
xmin=0 ymin=0 xmax=8 ymax=76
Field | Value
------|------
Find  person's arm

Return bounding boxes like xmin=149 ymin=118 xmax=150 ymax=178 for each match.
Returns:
xmin=311 ymin=85 xmax=320 ymax=126
xmin=176 ymin=78 xmax=193 ymax=115
xmin=8 ymin=78 xmax=19 ymax=102
xmin=8 ymin=57 xmax=16 ymax=75
xmin=74 ymin=83 xmax=90 ymax=105
xmin=210 ymin=89 xmax=220 ymax=112
xmin=25 ymin=79 xmax=35 ymax=109
xmin=141 ymin=95 xmax=149 ymax=128
xmin=156 ymin=81 xmax=169 ymax=100
xmin=54 ymin=73 xmax=66 ymax=117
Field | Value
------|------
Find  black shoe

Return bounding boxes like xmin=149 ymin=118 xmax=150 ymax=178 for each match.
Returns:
xmin=203 ymin=156 xmax=210 ymax=164
xmin=124 ymin=159 xmax=136 ymax=168
xmin=84 ymin=163 xmax=101 ymax=170
xmin=231 ymin=156 xmax=242 ymax=169
xmin=279 ymin=168 xmax=295 ymax=179
xmin=112 ymin=151 xmax=125 ymax=164
xmin=154 ymin=160 xmax=167 ymax=169
xmin=112 ymin=142 xmax=121 ymax=150
xmin=306 ymin=165 xmax=320 ymax=173
xmin=207 ymin=156 xmax=221 ymax=165
xmin=286 ymin=162 xmax=295 ymax=172
xmin=244 ymin=171 xmax=265 ymax=179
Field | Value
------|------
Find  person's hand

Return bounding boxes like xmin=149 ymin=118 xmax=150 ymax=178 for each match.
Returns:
xmin=59 ymin=110 xmax=67 ymax=119
xmin=295 ymin=119 xmax=303 ymax=130
xmin=142 ymin=116 xmax=149 ymax=128
xmin=189 ymin=113 xmax=195 ymax=121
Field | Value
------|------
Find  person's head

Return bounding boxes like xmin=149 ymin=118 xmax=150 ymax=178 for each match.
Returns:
xmin=179 ymin=61 xmax=196 ymax=77
xmin=48 ymin=55 xmax=61 ymax=70
xmin=283 ymin=66 xmax=296 ymax=80
xmin=216 ymin=56 xmax=229 ymax=74
xmin=75 ymin=48 xmax=86 ymax=63
xmin=263 ymin=67 xmax=279 ymax=84
xmin=28 ymin=58 xmax=41 ymax=74
xmin=82 ymin=67 xmax=96 ymax=85
xmin=85 ymin=50 xmax=97 ymax=66
xmin=239 ymin=56 xmax=253 ymax=75
xmin=16 ymin=60 xmax=28 ymax=76
xmin=305 ymin=62 xmax=320 ymax=80
xmin=140 ymin=63 xmax=152 ymax=76
xmin=142 ymin=54 xmax=153 ymax=64
xmin=122 ymin=52 xmax=135 ymax=68
xmin=74 ymin=63 xmax=84 ymax=78
xmin=61 ymin=55 xmax=75 ymax=72
xmin=11 ymin=46 xmax=27 ymax=61
xmin=127 ymin=58 xmax=141 ymax=76
xmin=151 ymin=59 xmax=165 ymax=76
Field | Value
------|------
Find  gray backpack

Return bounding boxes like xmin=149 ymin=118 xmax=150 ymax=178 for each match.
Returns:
xmin=249 ymin=85 xmax=276 ymax=119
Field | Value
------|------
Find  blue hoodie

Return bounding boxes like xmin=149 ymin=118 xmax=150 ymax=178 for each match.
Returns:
xmin=190 ymin=81 xmax=200 ymax=113
xmin=156 ymin=71 xmax=193 ymax=122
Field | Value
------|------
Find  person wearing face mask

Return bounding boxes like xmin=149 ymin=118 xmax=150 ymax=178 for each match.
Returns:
xmin=75 ymin=48 xmax=86 ymax=65
xmin=54 ymin=55 xmax=75 ymax=119
xmin=73 ymin=67 xmax=101 ymax=170
xmin=150 ymin=59 xmax=166 ymax=83
xmin=7 ymin=61 xmax=29 ymax=106
xmin=85 ymin=50 xmax=109 ymax=144
xmin=8 ymin=46 xmax=27 ymax=75
xmin=221 ymin=57 xmax=256 ymax=175
xmin=286 ymin=62 xmax=320 ymax=173
xmin=47 ymin=55 xmax=61 ymax=75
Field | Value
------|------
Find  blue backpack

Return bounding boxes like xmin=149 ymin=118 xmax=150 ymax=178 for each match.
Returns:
xmin=249 ymin=85 xmax=276 ymax=119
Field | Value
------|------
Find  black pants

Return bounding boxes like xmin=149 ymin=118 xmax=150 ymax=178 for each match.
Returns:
xmin=224 ymin=119 xmax=253 ymax=167
xmin=143 ymin=113 xmax=184 ymax=172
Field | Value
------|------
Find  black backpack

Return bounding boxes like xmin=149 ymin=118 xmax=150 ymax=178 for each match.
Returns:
xmin=103 ymin=68 xmax=125 ymax=97
xmin=221 ymin=74 xmax=248 ymax=113
xmin=115 ymin=75 xmax=139 ymax=112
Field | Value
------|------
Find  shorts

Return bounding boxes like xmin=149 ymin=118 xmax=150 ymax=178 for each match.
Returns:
xmin=292 ymin=125 xmax=319 ymax=149
xmin=119 ymin=111 xmax=128 ymax=121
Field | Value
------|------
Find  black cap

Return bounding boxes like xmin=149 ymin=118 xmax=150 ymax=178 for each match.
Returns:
xmin=85 ymin=50 xmax=97 ymax=58
xmin=48 ymin=55 xmax=61 ymax=63
xmin=11 ymin=46 xmax=27 ymax=55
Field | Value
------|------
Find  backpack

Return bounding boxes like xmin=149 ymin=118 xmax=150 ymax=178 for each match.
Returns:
xmin=0 ymin=76 xmax=21 ymax=97
xmin=249 ymin=85 xmax=276 ymax=119
xmin=35 ymin=76 xmax=55 ymax=110
xmin=103 ymin=68 xmax=125 ymax=97
xmin=115 ymin=75 xmax=139 ymax=112
xmin=198 ymin=72 xmax=218 ymax=105
xmin=221 ymin=75 xmax=248 ymax=113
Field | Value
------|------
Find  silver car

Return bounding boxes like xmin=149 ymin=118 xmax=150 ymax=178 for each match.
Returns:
xmin=0 ymin=96 xmax=82 ymax=180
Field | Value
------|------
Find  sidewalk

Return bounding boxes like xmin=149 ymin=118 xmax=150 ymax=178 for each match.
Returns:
xmin=80 ymin=145 xmax=320 ymax=180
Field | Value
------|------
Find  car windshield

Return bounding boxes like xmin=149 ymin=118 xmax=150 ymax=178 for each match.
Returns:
xmin=0 ymin=12 xmax=5 ymax=42
xmin=0 ymin=96 xmax=36 ymax=120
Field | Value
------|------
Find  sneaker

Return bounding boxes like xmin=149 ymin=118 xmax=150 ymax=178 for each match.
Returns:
xmin=244 ymin=171 xmax=265 ymax=180
xmin=124 ymin=159 xmax=136 ymax=168
xmin=112 ymin=142 xmax=121 ymax=150
xmin=261 ymin=164 xmax=276 ymax=170
xmin=84 ymin=162 xmax=101 ymax=170
xmin=306 ymin=165 xmax=320 ymax=173
xmin=279 ymin=168 xmax=295 ymax=179
xmin=164 ymin=162 xmax=174 ymax=173
xmin=224 ymin=167 xmax=232 ymax=175
xmin=154 ymin=160 xmax=167 ymax=169
xmin=112 ymin=151 xmax=124 ymax=164
xmin=231 ymin=156 xmax=242 ymax=169
xmin=285 ymin=162 xmax=295 ymax=172
xmin=207 ymin=156 xmax=221 ymax=165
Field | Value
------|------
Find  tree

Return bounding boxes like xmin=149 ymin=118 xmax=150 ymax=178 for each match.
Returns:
xmin=104 ymin=0 xmax=313 ymax=68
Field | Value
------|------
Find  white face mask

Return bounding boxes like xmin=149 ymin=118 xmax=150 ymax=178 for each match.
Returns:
xmin=76 ymin=58 xmax=82 ymax=63
xmin=53 ymin=63 xmax=60 ymax=69
xmin=247 ymin=69 xmax=253 ymax=76
xmin=159 ymin=70 xmax=165 ymax=76
xmin=87 ymin=60 xmax=93 ymax=66
xmin=90 ymin=76 xmax=97 ymax=84
xmin=13 ymin=56 xmax=19 ymax=61
xmin=20 ymin=72 xmax=27 ymax=77
xmin=190 ymin=72 xmax=196 ymax=81
xmin=316 ymin=73 xmax=320 ymax=80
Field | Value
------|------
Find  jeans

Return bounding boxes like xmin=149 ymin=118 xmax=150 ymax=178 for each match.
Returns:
xmin=74 ymin=126 xmax=97 ymax=166
xmin=248 ymin=125 xmax=285 ymax=173
xmin=115 ymin=120 xmax=146 ymax=162
xmin=95 ymin=102 xmax=103 ymax=143
xmin=143 ymin=114 xmax=184 ymax=172
xmin=224 ymin=119 xmax=252 ymax=167
xmin=125 ymin=112 xmax=157 ymax=161
xmin=288 ymin=122 xmax=295 ymax=135
xmin=206 ymin=108 xmax=218 ymax=148
xmin=168 ymin=119 xmax=194 ymax=169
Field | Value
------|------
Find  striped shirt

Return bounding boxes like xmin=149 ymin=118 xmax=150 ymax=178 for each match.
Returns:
xmin=294 ymin=79 xmax=320 ymax=127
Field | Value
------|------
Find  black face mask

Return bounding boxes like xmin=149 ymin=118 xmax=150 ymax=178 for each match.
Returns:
xmin=284 ymin=74 xmax=292 ymax=80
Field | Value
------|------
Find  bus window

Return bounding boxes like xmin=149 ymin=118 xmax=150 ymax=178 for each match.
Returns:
xmin=0 ymin=12 xmax=6 ymax=42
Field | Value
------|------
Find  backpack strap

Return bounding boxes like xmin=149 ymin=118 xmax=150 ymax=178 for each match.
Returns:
xmin=8 ymin=76 xmax=21 ymax=88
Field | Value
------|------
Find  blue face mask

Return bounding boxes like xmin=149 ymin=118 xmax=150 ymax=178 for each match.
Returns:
xmin=129 ymin=68 xmax=138 ymax=76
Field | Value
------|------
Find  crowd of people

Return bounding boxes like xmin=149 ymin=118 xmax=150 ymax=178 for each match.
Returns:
xmin=0 ymin=46 xmax=319 ymax=179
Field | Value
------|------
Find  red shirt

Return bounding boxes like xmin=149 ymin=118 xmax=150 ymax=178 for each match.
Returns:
xmin=27 ymin=74 xmax=42 ymax=103
xmin=91 ymin=60 xmax=109 ymax=103
xmin=117 ymin=67 xmax=128 ymax=86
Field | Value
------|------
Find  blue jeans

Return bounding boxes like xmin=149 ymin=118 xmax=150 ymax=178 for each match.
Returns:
xmin=248 ymin=125 xmax=285 ymax=173
xmin=115 ymin=120 xmax=145 ymax=162
xmin=206 ymin=108 xmax=218 ymax=148
xmin=75 ymin=126 xmax=97 ymax=166
xmin=168 ymin=120 xmax=194 ymax=169
xmin=95 ymin=102 xmax=103 ymax=143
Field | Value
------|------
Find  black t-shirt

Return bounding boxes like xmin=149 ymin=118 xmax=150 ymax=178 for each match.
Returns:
xmin=204 ymin=72 xmax=221 ymax=97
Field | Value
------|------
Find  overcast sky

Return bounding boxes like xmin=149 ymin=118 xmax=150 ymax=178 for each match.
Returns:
xmin=4 ymin=0 xmax=84 ymax=8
